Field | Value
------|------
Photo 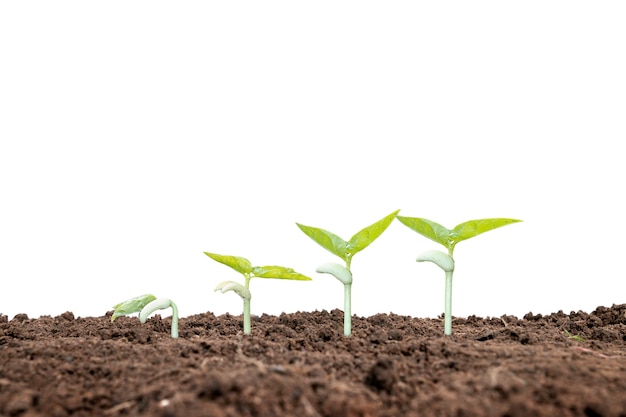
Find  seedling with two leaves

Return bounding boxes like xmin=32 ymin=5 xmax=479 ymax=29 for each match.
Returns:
xmin=296 ymin=209 xmax=400 ymax=336
xmin=204 ymin=252 xmax=312 ymax=335
xmin=396 ymin=216 xmax=522 ymax=336
xmin=564 ymin=329 xmax=585 ymax=342
xmin=111 ymin=294 xmax=179 ymax=338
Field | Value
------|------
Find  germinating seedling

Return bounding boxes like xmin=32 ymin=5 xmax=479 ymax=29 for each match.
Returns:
xmin=111 ymin=294 xmax=179 ymax=338
xmin=296 ymin=209 xmax=400 ymax=336
xmin=396 ymin=216 xmax=522 ymax=336
xmin=564 ymin=329 xmax=585 ymax=342
xmin=204 ymin=252 xmax=312 ymax=335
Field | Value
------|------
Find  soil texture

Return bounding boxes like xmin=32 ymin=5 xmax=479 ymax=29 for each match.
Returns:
xmin=1 ymin=305 xmax=626 ymax=417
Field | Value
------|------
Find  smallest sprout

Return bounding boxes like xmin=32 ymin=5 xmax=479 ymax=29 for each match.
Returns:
xmin=564 ymin=329 xmax=585 ymax=342
xmin=111 ymin=294 xmax=179 ymax=339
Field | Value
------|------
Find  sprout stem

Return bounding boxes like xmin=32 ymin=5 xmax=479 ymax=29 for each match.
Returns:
xmin=243 ymin=276 xmax=251 ymax=335
xmin=344 ymin=258 xmax=352 ymax=337
xmin=444 ymin=270 xmax=453 ymax=336
xmin=243 ymin=297 xmax=251 ymax=335
xmin=169 ymin=301 xmax=179 ymax=339
xmin=343 ymin=283 xmax=352 ymax=337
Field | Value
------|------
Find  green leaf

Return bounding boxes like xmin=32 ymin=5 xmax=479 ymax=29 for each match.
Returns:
xmin=295 ymin=223 xmax=348 ymax=261
xmin=450 ymin=218 xmax=522 ymax=245
xmin=111 ymin=294 xmax=156 ymax=322
xmin=396 ymin=216 xmax=452 ymax=248
xmin=252 ymin=265 xmax=312 ymax=281
xmin=564 ymin=329 xmax=585 ymax=341
xmin=397 ymin=216 xmax=522 ymax=252
xmin=348 ymin=209 xmax=400 ymax=255
xmin=204 ymin=252 xmax=253 ymax=275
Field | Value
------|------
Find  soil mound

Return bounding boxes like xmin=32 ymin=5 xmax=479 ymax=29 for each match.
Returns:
xmin=1 ymin=305 xmax=625 ymax=416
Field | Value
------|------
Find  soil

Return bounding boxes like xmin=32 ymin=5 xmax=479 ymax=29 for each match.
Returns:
xmin=1 ymin=305 xmax=626 ymax=417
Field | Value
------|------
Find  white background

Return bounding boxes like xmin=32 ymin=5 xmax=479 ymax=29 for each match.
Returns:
xmin=1 ymin=2 xmax=624 ymax=321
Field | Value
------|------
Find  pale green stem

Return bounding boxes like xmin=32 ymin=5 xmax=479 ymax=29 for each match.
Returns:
xmin=343 ymin=283 xmax=352 ymax=336
xmin=444 ymin=270 xmax=453 ymax=336
xmin=140 ymin=298 xmax=179 ymax=339
xmin=243 ymin=298 xmax=251 ymax=335
xmin=344 ymin=258 xmax=353 ymax=337
xmin=170 ymin=301 xmax=179 ymax=339
xmin=243 ymin=275 xmax=252 ymax=335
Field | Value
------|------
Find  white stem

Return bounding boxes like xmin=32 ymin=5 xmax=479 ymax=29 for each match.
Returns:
xmin=343 ymin=283 xmax=352 ymax=336
xmin=444 ymin=270 xmax=453 ymax=336
xmin=243 ymin=297 xmax=251 ymax=335
xmin=139 ymin=298 xmax=179 ymax=339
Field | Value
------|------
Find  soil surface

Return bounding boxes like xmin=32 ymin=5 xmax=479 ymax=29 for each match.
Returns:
xmin=1 ymin=305 xmax=626 ymax=417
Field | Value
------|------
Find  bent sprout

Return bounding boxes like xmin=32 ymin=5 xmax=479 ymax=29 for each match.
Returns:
xmin=111 ymin=294 xmax=179 ymax=338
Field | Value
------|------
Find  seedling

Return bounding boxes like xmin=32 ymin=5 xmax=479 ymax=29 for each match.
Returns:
xmin=564 ymin=329 xmax=585 ymax=341
xmin=111 ymin=294 xmax=179 ymax=338
xmin=204 ymin=252 xmax=312 ymax=335
xmin=396 ymin=216 xmax=522 ymax=336
xmin=296 ymin=209 xmax=400 ymax=336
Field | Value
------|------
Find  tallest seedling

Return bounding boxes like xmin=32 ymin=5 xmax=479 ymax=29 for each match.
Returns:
xmin=297 ymin=209 xmax=400 ymax=336
xmin=396 ymin=216 xmax=522 ymax=336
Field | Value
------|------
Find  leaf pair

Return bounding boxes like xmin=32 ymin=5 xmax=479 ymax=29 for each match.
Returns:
xmin=395 ymin=216 xmax=522 ymax=255
xmin=203 ymin=252 xmax=312 ymax=281
xmin=296 ymin=209 xmax=400 ymax=264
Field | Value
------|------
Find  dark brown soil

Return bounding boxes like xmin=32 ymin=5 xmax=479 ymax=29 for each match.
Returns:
xmin=1 ymin=305 xmax=626 ymax=417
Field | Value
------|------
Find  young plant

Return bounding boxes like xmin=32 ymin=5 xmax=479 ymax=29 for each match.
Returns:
xmin=564 ymin=329 xmax=585 ymax=342
xmin=296 ymin=209 xmax=400 ymax=336
xmin=111 ymin=294 xmax=179 ymax=338
xmin=396 ymin=216 xmax=522 ymax=336
xmin=204 ymin=252 xmax=312 ymax=335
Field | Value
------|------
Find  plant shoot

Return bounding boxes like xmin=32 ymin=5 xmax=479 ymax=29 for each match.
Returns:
xmin=111 ymin=294 xmax=179 ymax=338
xmin=296 ymin=209 xmax=400 ymax=336
xmin=396 ymin=216 xmax=522 ymax=336
xmin=204 ymin=252 xmax=312 ymax=335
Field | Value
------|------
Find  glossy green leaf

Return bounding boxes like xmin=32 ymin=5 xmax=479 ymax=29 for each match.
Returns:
xmin=252 ymin=265 xmax=312 ymax=281
xmin=295 ymin=223 xmax=348 ymax=260
xmin=397 ymin=216 xmax=521 ymax=252
xmin=395 ymin=216 xmax=451 ymax=247
xmin=204 ymin=252 xmax=253 ymax=275
xmin=450 ymin=218 xmax=522 ymax=245
xmin=348 ymin=209 xmax=400 ymax=255
xmin=111 ymin=294 xmax=156 ymax=322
